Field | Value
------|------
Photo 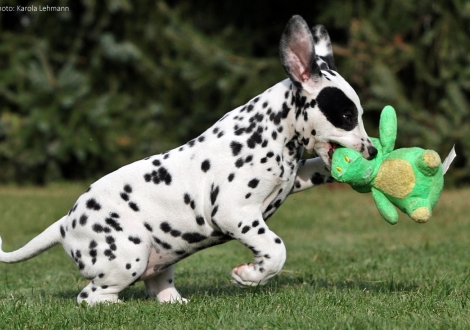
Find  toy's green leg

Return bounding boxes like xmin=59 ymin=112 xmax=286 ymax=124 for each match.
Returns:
xmin=371 ymin=188 xmax=398 ymax=225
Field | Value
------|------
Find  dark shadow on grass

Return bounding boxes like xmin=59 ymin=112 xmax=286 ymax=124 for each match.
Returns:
xmin=52 ymin=273 xmax=421 ymax=303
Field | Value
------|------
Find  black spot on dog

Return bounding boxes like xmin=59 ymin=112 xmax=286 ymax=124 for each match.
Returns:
xmin=235 ymin=128 xmax=246 ymax=136
xmin=274 ymin=238 xmax=282 ymax=244
xmin=247 ymin=132 xmax=263 ymax=149
xmin=105 ymin=236 xmax=115 ymax=245
xmin=146 ymin=167 xmax=172 ymax=185
xmin=153 ymin=236 xmax=172 ymax=250
xmin=210 ymin=185 xmax=219 ymax=205
xmin=248 ymin=179 xmax=259 ymax=188
xmin=120 ymin=193 xmax=130 ymax=201
xmin=126 ymin=263 xmax=131 ymax=270
xmin=99 ymin=273 xmax=105 ymax=278
xmin=170 ymin=230 xmax=181 ymax=237
xmin=187 ymin=140 xmax=196 ymax=147
xmin=92 ymin=224 xmax=104 ymax=233
xmin=245 ymin=193 xmax=251 ymax=199
xmin=144 ymin=222 xmax=153 ymax=232
xmin=80 ymin=291 xmax=88 ymax=299
xmin=86 ymin=199 xmax=101 ymax=211
xmin=258 ymin=228 xmax=265 ymax=235
xmin=281 ymin=102 xmax=290 ymax=118
xmin=196 ymin=216 xmax=205 ymax=225
xmin=160 ymin=222 xmax=171 ymax=233
xmin=211 ymin=205 xmax=218 ymax=217
xmin=311 ymin=172 xmax=325 ymax=185
xmin=104 ymin=249 xmax=116 ymax=260
xmin=105 ymin=218 xmax=123 ymax=231
xmin=241 ymin=226 xmax=250 ymax=234
xmin=235 ymin=158 xmax=244 ymax=168
xmin=228 ymin=173 xmax=235 ymax=182
xmin=182 ymin=232 xmax=207 ymax=244
xmin=89 ymin=240 xmax=97 ymax=249
xmin=230 ymin=141 xmax=243 ymax=156
xmin=128 ymin=202 xmax=139 ymax=212
xmin=198 ymin=136 xmax=205 ymax=143
xmin=72 ymin=219 xmax=76 ymax=229
xmin=152 ymin=159 xmax=161 ymax=167
xmin=124 ymin=185 xmax=132 ymax=193
xmin=183 ymin=193 xmax=191 ymax=205
xmin=252 ymin=220 xmax=259 ymax=227
xmin=201 ymin=160 xmax=211 ymax=172
xmin=128 ymin=236 xmax=141 ymax=244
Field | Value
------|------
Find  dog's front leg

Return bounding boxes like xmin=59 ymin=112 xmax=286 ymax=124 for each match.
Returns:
xmin=229 ymin=218 xmax=286 ymax=287
xmin=292 ymin=157 xmax=333 ymax=193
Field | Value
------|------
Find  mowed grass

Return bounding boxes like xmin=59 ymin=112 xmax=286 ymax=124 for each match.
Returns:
xmin=0 ymin=183 xmax=469 ymax=329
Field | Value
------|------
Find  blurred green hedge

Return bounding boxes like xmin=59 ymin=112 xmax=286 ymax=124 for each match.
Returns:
xmin=0 ymin=0 xmax=468 ymax=186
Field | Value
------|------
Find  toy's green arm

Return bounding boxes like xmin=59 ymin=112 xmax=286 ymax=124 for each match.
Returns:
xmin=379 ymin=106 xmax=397 ymax=154
xmin=371 ymin=187 xmax=398 ymax=225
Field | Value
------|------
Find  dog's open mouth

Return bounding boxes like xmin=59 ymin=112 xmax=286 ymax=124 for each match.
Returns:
xmin=327 ymin=142 xmax=338 ymax=160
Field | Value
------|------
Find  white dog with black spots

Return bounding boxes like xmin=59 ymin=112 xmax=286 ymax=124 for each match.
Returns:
xmin=0 ymin=15 xmax=377 ymax=305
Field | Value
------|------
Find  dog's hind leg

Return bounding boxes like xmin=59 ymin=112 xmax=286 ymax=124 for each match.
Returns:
xmin=77 ymin=270 xmax=145 ymax=306
xmin=291 ymin=157 xmax=333 ymax=193
xmin=75 ymin=243 xmax=149 ymax=306
xmin=144 ymin=266 xmax=187 ymax=303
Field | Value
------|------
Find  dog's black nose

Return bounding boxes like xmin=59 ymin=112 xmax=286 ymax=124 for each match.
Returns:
xmin=367 ymin=145 xmax=378 ymax=159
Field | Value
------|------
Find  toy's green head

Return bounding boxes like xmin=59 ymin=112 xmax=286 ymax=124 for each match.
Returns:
xmin=331 ymin=105 xmax=397 ymax=188
xmin=331 ymin=138 xmax=382 ymax=188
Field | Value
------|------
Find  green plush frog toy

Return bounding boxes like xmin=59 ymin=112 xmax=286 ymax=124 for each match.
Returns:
xmin=331 ymin=105 xmax=454 ymax=225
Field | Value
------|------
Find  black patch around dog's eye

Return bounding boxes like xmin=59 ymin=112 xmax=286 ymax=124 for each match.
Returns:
xmin=316 ymin=87 xmax=358 ymax=131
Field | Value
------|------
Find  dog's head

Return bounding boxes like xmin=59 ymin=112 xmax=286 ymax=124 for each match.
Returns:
xmin=280 ymin=15 xmax=376 ymax=167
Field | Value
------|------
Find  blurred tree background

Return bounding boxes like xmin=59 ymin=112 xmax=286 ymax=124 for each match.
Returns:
xmin=0 ymin=0 xmax=468 ymax=185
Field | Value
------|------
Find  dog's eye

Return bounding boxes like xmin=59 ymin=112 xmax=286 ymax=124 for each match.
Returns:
xmin=343 ymin=112 xmax=353 ymax=121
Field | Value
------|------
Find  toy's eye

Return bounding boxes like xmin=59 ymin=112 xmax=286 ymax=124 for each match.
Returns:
xmin=336 ymin=167 xmax=342 ymax=172
xmin=344 ymin=156 xmax=350 ymax=163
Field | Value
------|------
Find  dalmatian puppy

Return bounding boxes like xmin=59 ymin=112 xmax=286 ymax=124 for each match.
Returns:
xmin=0 ymin=15 xmax=377 ymax=305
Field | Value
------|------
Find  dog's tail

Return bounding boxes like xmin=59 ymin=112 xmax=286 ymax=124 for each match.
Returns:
xmin=0 ymin=217 xmax=65 ymax=263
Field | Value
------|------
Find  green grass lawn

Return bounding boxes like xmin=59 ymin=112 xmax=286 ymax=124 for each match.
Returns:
xmin=0 ymin=183 xmax=469 ymax=329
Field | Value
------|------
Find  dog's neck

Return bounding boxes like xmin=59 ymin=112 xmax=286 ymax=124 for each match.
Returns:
xmin=262 ymin=79 xmax=314 ymax=158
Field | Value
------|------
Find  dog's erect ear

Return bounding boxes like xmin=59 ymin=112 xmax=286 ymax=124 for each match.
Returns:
xmin=311 ymin=25 xmax=336 ymax=71
xmin=280 ymin=15 xmax=321 ymax=93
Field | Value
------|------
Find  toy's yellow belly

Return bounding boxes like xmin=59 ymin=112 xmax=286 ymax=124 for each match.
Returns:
xmin=374 ymin=159 xmax=415 ymax=198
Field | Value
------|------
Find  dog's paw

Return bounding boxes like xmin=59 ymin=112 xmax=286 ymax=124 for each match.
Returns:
xmin=156 ymin=290 xmax=188 ymax=304
xmin=160 ymin=296 xmax=188 ymax=304
xmin=231 ymin=263 xmax=266 ymax=287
